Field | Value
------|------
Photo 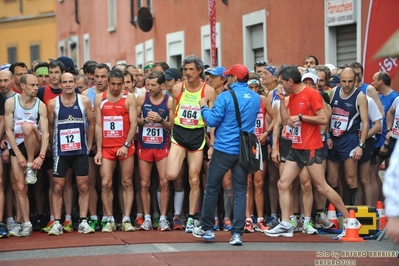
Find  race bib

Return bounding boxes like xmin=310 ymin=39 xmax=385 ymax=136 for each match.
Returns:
xmin=330 ymin=114 xmax=348 ymax=137
xmin=142 ymin=123 xmax=163 ymax=144
xmin=103 ymin=116 xmax=123 ymax=138
xmin=392 ymin=116 xmax=399 ymax=138
xmin=15 ymin=120 xmax=36 ymax=141
xmin=254 ymin=113 xmax=264 ymax=137
xmin=60 ymin=128 xmax=81 ymax=151
xmin=179 ymin=105 xmax=200 ymax=126
xmin=290 ymin=121 xmax=302 ymax=144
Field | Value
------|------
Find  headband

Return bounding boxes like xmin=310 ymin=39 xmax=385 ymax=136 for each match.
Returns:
xmin=35 ymin=67 xmax=48 ymax=76
xmin=143 ymin=64 xmax=153 ymax=71
xmin=247 ymin=79 xmax=260 ymax=85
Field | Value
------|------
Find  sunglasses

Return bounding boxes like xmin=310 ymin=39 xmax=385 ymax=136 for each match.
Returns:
xmin=254 ymin=61 xmax=268 ymax=67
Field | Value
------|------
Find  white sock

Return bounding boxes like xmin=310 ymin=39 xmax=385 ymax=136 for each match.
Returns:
xmin=109 ymin=216 xmax=115 ymax=222
xmin=257 ymin=217 xmax=263 ymax=223
xmin=160 ymin=215 xmax=167 ymax=221
xmin=90 ymin=215 xmax=98 ymax=221
xmin=144 ymin=215 xmax=151 ymax=221
xmin=6 ymin=217 xmax=15 ymax=224
xmin=174 ymin=191 xmax=184 ymax=215
xmin=122 ymin=216 xmax=130 ymax=222
xmin=50 ymin=215 xmax=55 ymax=221
xmin=65 ymin=215 xmax=72 ymax=221
xmin=24 ymin=222 xmax=32 ymax=227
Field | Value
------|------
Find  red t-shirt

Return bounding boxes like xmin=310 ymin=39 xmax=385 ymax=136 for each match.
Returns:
xmin=100 ymin=91 xmax=130 ymax=148
xmin=287 ymin=87 xmax=324 ymax=150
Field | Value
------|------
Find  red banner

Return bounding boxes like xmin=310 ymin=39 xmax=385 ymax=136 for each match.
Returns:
xmin=209 ymin=0 xmax=216 ymax=67
xmin=363 ymin=0 xmax=399 ymax=89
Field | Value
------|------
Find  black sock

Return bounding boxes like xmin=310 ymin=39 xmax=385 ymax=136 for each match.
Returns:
xmin=79 ymin=217 xmax=87 ymax=223
xmin=348 ymin=188 xmax=358 ymax=205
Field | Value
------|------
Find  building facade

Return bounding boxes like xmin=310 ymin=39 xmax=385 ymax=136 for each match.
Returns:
xmin=55 ymin=0 xmax=380 ymax=78
xmin=0 ymin=0 xmax=56 ymax=67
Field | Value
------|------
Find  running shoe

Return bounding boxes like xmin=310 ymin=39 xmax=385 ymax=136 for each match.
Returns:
xmin=315 ymin=213 xmax=334 ymax=229
xmin=192 ymin=226 xmax=215 ymax=241
xmin=140 ymin=219 xmax=153 ymax=231
xmin=152 ymin=213 xmax=160 ymax=229
xmin=78 ymin=219 xmax=95 ymax=234
xmin=173 ymin=217 xmax=183 ymax=230
xmin=185 ymin=217 xmax=195 ymax=233
xmin=229 ymin=233 xmax=242 ymax=245
xmin=102 ymin=221 xmax=115 ymax=233
xmin=122 ymin=221 xmax=135 ymax=232
xmin=25 ymin=167 xmax=37 ymax=185
xmin=244 ymin=218 xmax=254 ymax=233
xmin=266 ymin=216 xmax=279 ymax=228
xmin=254 ymin=219 xmax=269 ymax=233
xmin=42 ymin=220 xmax=54 ymax=233
xmin=264 ymin=223 xmax=294 ymax=237
xmin=302 ymin=220 xmax=318 ymax=235
xmin=20 ymin=223 xmax=33 ymax=237
xmin=8 ymin=223 xmax=21 ymax=237
xmin=62 ymin=220 xmax=73 ymax=232
xmin=48 ymin=221 xmax=63 ymax=236
xmin=89 ymin=218 xmax=100 ymax=231
xmin=214 ymin=218 xmax=220 ymax=231
xmin=135 ymin=216 xmax=144 ymax=228
xmin=0 ymin=222 xmax=8 ymax=238
xmin=223 ymin=218 xmax=232 ymax=231
xmin=158 ymin=219 xmax=171 ymax=231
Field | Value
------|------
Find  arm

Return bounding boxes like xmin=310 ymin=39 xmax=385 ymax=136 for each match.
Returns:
xmin=259 ymin=95 xmax=272 ymax=145
xmin=271 ymin=102 xmax=281 ymax=165
xmin=162 ymin=96 xmax=173 ymax=131
xmin=126 ymin=94 xmax=138 ymax=144
xmin=47 ymin=99 xmax=55 ymax=149
xmin=82 ymin=96 xmax=94 ymax=151
xmin=386 ymin=106 xmax=395 ymax=139
xmin=37 ymin=102 xmax=49 ymax=156
xmin=367 ymin=85 xmax=384 ymax=117
xmin=4 ymin=98 xmax=20 ymax=156
xmin=93 ymin=94 xmax=103 ymax=164
xmin=358 ymin=93 xmax=369 ymax=144
xmin=170 ymin=83 xmax=182 ymax=130
xmin=205 ymin=85 xmax=217 ymax=150
xmin=135 ymin=93 xmax=146 ymax=127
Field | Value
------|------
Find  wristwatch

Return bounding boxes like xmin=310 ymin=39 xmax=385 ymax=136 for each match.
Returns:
xmin=39 ymin=153 xmax=45 ymax=159
xmin=124 ymin=141 xmax=131 ymax=148
xmin=358 ymin=142 xmax=366 ymax=149
xmin=201 ymin=104 xmax=208 ymax=109
xmin=298 ymin=114 xmax=303 ymax=121
xmin=386 ymin=127 xmax=392 ymax=132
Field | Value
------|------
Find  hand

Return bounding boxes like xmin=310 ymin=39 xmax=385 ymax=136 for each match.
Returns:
xmin=16 ymin=153 xmax=27 ymax=168
xmin=271 ymin=148 xmax=280 ymax=166
xmin=146 ymin=111 xmax=157 ymax=123
xmin=207 ymin=146 xmax=214 ymax=162
xmin=352 ymin=146 xmax=363 ymax=160
xmin=276 ymin=85 xmax=287 ymax=100
xmin=327 ymin=138 xmax=333 ymax=149
xmin=199 ymin=98 xmax=208 ymax=107
xmin=0 ymin=139 xmax=8 ymax=150
xmin=386 ymin=217 xmax=399 ymax=244
xmin=94 ymin=152 xmax=102 ymax=165
xmin=116 ymin=146 xmax=129 ymax=157
xmin=91 ymin=143 xmax=98 ymax=154
xmin=31 ymin=157 xmax=43 ymax=170
xmin=259 ymin=132 xmax=269 ymax=146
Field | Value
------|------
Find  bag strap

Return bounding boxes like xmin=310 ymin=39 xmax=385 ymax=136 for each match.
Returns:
xmin=229 ymin=89 xmax=242 ymax=129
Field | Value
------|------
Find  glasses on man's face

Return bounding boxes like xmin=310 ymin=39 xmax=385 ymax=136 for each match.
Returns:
xmin=254 ymin=61 xmax=267 ymax=67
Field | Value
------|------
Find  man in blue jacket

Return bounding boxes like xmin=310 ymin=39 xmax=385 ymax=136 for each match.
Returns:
xmin=193 ymin=64 xmax=260 ymax=245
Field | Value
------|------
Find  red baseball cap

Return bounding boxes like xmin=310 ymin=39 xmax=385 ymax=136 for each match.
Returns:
xmin=223 ymin=64 xmax=249 ymax=79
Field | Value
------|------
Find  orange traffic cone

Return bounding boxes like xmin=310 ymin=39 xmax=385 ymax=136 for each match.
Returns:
xmin=376 ymin=201 xmax=387 ymax=230
xmin=327 ymin=203 xmax=339 ymax=230
xmin=341 ymin=209 xmax=365 ymax=242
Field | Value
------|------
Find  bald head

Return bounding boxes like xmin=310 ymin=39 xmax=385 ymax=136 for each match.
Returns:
xmin=61 ymin=72 xmax=75 ymax=82
xmin=0 ymin=69 xmax=14 ymax=94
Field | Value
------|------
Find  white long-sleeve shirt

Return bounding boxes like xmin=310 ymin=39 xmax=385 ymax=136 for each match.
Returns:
xmin=383 ymin=140 xmax=399 ymax=217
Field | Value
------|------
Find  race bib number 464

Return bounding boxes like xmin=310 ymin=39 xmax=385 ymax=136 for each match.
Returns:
xmin=103 ymin=116 xmax=123 ymax=138
xmin=179 ymin=105 xmax=200 ymax=126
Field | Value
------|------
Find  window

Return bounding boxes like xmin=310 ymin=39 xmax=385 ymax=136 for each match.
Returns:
xmin=147 ymin=0 xmax=152 ymax=11
xmin=30 ymin=44 xmax=40 ymax=65
xmin=145 ymin=39 xmax=154 ymax=63
xmin=135 ymin=43 xmax=144 ymax=69
xmin=7 ymin=47 xmax=17 ymax=64
xmin=137 ymin=0 xmax=142 ymax=8
xmin=68 ymin=35 xmax=79 ymax=69
xmin=166 ymin=31 xmax=185 ymax=68
xmin=242 ymin=9 xmax=267 ymax=68
xmin=108 ymin=0 xmax=117 ymax=32
xmin=83 ymin=33 xmax=90 ymax=62
xmin=58 ymin=40 xmax=66 ymax=57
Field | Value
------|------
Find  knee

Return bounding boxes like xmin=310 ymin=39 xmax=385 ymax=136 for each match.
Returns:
xmin=15 ymin=180 xmax=27 ymax=194
xmin=189 ymin=177 xmax=199 ymax=188
xmin=101 ymin=178 xmax=113 ymax=191
xmin=140 ymin=179 xmax=150 ymax=191
xmin=122 ymin=178 xmax=133 ymax=189
xmin=53 ymin=182 xmax=64 ymax=195
xmin=254 ymin=178 xmax=264 ymax=192
xmin=247 ymin=178 xmax=253 ymax=189
xmin=78 ymin=183 xmax=89 ymax=194
xmin=277 ymin=179 xmax=290 ymax=192
xmin=165 ymin=169 xmax=177 ymax=181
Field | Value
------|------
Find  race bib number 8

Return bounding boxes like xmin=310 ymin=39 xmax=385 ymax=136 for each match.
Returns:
xmin=142 ymin=123 xmax=163 ymax=144
xmin=60 ymin=128 xmax=81 ymax=151
xmin=103 ymin=116 xmax=123 ymax=138
xmin=179 ymin=105 xmax=200 ymax=126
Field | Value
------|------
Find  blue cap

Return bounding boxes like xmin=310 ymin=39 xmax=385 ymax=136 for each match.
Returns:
xmin=329 ymin=75 xmax=340 ymax=87
xmin=265 ymin=65 xmax=276 ymax=76
xmin=205 ymin=66 xmax=226 ymax=78
xmin=0 ymin=63 xmax=11 ymax=70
